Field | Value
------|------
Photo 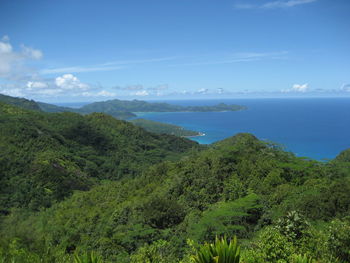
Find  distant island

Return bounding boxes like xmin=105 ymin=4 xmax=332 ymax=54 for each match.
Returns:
xmin=37 ymin=98 xmax=246 ymax=118
xmin=0 ymin=94 xmax=245 ymax=137
xmin=34 ymin=98 xmax=247 ymax=118
xmin=76 ymin=99 xmax=247 ymax=116
xmin=130 ymin=118 xmax=204 ymax=137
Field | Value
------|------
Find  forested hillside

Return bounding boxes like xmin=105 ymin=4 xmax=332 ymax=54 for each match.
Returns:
xmin=0 ymin=102 xmax=349 ymax=263
xmin=130 ymin=118 xmax=200 ymax=137
xmin=0 ymin=102 xmax=199 ymax=213
xmin=0 ymin=94 xmax=224 ymax=136
xmin=78 ymin=99 xmax=246 ymax=114
xmin=0 ymin=94 xmax=41 ymax=111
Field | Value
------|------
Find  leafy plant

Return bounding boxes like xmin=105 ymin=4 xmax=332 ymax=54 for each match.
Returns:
xmin=191 ymin=236 xmax=240 ymax=263
xmin=73 ymin=251 xmax=104 ymax=263
xmin=292 ymin=254 xmax=316 ymax=263
xmin=325 ymin=219 xmax=350 ymax=262
xmin=130 ymin=239 xmax=177 ymax=263
xmin=275 ymin=211 xmax=310 ymax=241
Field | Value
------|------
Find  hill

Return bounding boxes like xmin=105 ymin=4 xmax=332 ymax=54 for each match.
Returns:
xmin=36 ymin=101 xmax=78 ymax=113
xmin=0 ymin=112 xmax=349 ymax=263
xmin=0 ymin=94 xmax=41 ymax=111
xmin=0 ymin=102 xmax=199 ymax=214
xmin=130 ymin=118 xmax=201 ymax=137
xmin=36 ymin=101 xmax=137 ymax=119
xmin=78 ymin=99 xmax=246 ymax=114
xmin=0 ymin=94 xmax=242 ymax=137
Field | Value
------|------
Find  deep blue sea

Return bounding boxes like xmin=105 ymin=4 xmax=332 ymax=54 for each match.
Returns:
xmin=137 ymin=98 xmax=350 ymax=160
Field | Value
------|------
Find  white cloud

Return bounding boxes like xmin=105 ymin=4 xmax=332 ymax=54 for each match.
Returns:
xmin=0 ymin=35 xmax=43 ymax=79
xmin=1 ymin=35 xmax=9 ymax=42
xmin=263 ymin=0 xmax=317 ymax=8
xmin=171 ymin=51 xmax=288 ymax=67
xmin=0 ymin=40 xmax=12 ymax=54
xmin=341 ymin=84 xmax=350 ymax=92
xmin=134 ymin=90 xmax=149 ymax=96
xmin=26 ymin=81 xmax=48 ymax=89
xmin=282 ymin=83 xmax=309 ymax=93
xmin=234 ymin=0 xmax=317 ymax=9
xmin=0 ymin=36 xmax=121 ymax=100
xmin=21 ymin=45 xmax=43 ymax=60
xmin=81 ymin=90 xmax=116 ymax=97
xmin=292 ymin=83 xmax=309 ymax=92
xmin=96 ymin=90 xmax=116 ymax=97
xmin=0 ymin=73 xmax=97 ymax=99
xmin=113 ymin=85 xmax=145 ymax=91
xmin=55 ymin=74 xmax=89 ymax=90
xmin=196 ymin=88 xmax=209 ymax=94
xmin=41 ymin=57 xmax=177 ymax=75
xmin=148 ymin=84 xmax=169 ymax=91
xmin=112 ymin=84 xmax=169 ymax=97
xmin=41 ymin=65 xmax=123 ymax=74
xmin=0 ymin=87 xmax=25 ymax=97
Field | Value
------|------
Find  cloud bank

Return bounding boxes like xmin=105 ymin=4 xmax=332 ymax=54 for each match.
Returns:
xmin=341 ymin=83 xmax=350 ymax=92
xmin=0 ymin=35 xmax=42 ymax=80
xmin=234 ymin=0 xmax=317 ymax=9
xmin=282 ymin=83 xmax=309 ymax=93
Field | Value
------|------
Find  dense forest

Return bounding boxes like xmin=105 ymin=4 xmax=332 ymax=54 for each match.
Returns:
xmin=0 ymin=94 xmax=246 ymax=120
xmin=0 ymin=100 xmax=349 ymax=262
xmin=76 ymin=99 xmax=246 ymax=115
xmin=0 ymin=94 xmax=229 ymax=136
xmin=130 ymin=118 xmax=200 ymax=137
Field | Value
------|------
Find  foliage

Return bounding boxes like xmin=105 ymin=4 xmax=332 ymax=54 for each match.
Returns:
xmin=248 ymin=226 xmax=295 ymax=263
xmin=291 ymin=254 xmax=317 ymax=263
xmin=130 ymin=239 xmax=177 ymax=263
xmin=78 ymin=99 xmax=246 ymax=115
xmin=325 ymin=219 xmax=350 ymax=262
xmin=0 ymin=94 xmax=41 ymax=111
xmin=275 ymin=211 xmax=310 ymax=241
xmin=73 ymin=251 xmax=104 ymax=263
xmin=188 ymin=194 xmax=261 ymax=241
xmin=130 ymin=118 xmax=200 ymax=137
xmin=1 ymin=101 xmax=350 ymax=262
xmin=191 ymin=236 xmax=240 ymax=263
xmin=0 ymin=102 xmax=198 ymax=213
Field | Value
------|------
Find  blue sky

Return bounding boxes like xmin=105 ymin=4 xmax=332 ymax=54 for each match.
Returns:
xmin=0 ymin=0 xmax=349 ymax=102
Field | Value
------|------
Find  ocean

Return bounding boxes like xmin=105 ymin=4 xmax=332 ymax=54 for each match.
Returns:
xmin=137 ymin=98 xmax=350 ymax=160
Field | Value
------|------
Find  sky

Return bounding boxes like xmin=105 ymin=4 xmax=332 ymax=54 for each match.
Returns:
xmin=0 ymin=0 xmax=349 ymax=102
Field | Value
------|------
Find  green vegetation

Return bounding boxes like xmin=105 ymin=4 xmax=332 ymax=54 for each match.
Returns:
xmin=0 ymin=102 xmax=199 ymax=213
xmin=36 ymin=101 xmax=79 ymax=113
xmin=73 ymin=252 xmax=104 ymax=263
xmin=130 ymin=118 xmax=201 ymax=137
xmin=78 ymin=99 xmax=246 ymax=114
xmin=191 ymin=237 xmax=240 ymax=263
xmin=36 ymin=101 xmax=137 ymax=120
xmin=0 ymin=94 xmax=41 ymax=111
xmin=0 ymin=95 xmax=245 ymax=120
xmin=0 ymin=93 xmax=238 ymax=136
xmin=0 ymin=101 xmax=349 ymax=262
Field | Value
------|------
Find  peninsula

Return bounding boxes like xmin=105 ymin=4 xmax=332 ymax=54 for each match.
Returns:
xmin=0 ymin=94 xmax=245 ymax=137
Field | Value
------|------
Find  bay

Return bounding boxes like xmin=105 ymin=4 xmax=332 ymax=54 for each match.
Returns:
xmin=138 ymin=98 xmax=350 ymax=160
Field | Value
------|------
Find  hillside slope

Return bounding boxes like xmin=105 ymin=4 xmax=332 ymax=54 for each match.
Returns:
xmin=78 ymin=99 xmax=246 ymax=114
xmin=0 ymin=94 xmax=41 ymax=111
xmin=130 ymin=118 xmax=201 ymax=137
xmin=1 ymin=131 xmax=349 ymax=262
xmin=0 ymin=102 xmax=199 ymax=213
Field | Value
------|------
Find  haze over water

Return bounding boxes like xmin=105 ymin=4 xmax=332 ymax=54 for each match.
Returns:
xmin=138 ymin=98 xmax=350 ymax=160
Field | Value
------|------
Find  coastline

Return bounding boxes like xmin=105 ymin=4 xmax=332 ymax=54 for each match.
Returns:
xmin=184 ymin=131 xmax=206 ymax=138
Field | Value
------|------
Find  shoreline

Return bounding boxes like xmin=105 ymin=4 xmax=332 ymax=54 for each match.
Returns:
xmin=184 ymin=131 xmax=206 ymax=138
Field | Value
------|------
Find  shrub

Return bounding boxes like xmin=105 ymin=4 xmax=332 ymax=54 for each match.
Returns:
xmin=191 ymin=236 xmax=240 ymax=263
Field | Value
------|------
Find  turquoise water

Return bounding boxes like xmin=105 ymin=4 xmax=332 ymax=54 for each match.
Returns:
xmin=138 ymin=98 xmax=350 ymax=160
